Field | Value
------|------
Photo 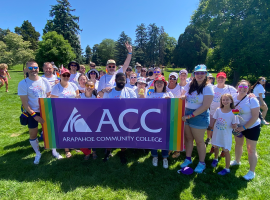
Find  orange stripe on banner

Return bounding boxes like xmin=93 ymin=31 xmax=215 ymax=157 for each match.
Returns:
xmin=176 ymin=98 xmax=183 ymax=151
xmin=40 ymin=98 xmax=49 ymax=148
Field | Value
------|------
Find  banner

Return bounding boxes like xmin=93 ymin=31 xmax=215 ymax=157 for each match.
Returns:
xmin=39 ymin=98 xmax=185 ymax=151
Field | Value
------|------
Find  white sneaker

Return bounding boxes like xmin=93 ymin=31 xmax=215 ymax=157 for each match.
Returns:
xmin=152 ymin=157 xmax=158 ymax=167
xmin=53 ymin=152 xmax=63 ymax=159
xmin=243 ymin=171 xmax=255 ymax=180
xmin=163 ymin=159 xmax=168 ymax=169
xmin=34 ymin=154 xmax=41 ymax=164
xmin=230 ymin=160 xmax=241 ymax=166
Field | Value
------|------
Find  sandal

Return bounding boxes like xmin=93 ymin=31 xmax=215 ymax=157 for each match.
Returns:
xmin=65 ymin=151 xmax=72 ymax=158
xmin=172 ymin=151 xmax=181 ymax=158
xmin=92 ymin=152 xmax=97 ymax=160
xmin=84 ymin=154 xmax=90 ymax=160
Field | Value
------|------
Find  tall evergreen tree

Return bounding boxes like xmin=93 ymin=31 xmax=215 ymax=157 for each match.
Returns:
xmin=15 ymin=20 xmax=40 ymax=51
xmin=84 ymin=45 xmax=92 ymax=64
xmin=146 ymin=23 xmax=160 ymax=66
xmin=134 ymin=23 xmax=147 ymax=66
xmin=43 ymin=0 xmax=83 ymax=63
xmin=91 ymin=44 xmax=101 ymax=66
xmin=115 ymin=31 xmax=133 ymax=65
xmin=98 ymin=39 xmax=116 ymax=65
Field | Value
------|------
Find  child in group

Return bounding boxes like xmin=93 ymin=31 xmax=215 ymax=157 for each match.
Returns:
xmin=0 ymin=63 xmax=11 ymax=92
xmin=211 ymin=94 xmax=239 ymax=175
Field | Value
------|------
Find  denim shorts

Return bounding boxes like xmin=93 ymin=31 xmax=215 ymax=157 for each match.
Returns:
xmin=184 ymin=108 xmax=210 ymax=129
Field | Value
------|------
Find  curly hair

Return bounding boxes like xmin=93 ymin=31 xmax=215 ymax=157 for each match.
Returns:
xmin=0 ymin=63 xmax=8 ymax=69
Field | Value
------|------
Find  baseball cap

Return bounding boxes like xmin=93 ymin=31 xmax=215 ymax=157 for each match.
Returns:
xmin=135 ymin=62 xmax=142 ymax=68
xmin=60 ymin=68 xmax=70 ymax=75
xmin=179 ymin=69 xmax=188 ymax=76
xmin=169 ymin=72 xmax=179 ymax=79
xmin=107 ymin=59 xmax=116 ymax=65
xmin=216 ymin=72 xmax=227 ymax=78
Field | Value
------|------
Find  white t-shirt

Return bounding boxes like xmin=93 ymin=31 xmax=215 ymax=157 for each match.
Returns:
xmin=97 ymin=68 xmax=123 ymax=92
xmin=80 ymin=93 xmax=97 ymax=99
xmin=51 ymin=82 xmax=78 ymax=98
xmin=78 ymin=85 xmax=85 ymax=92
xmin=253 ymin=84 xmax=265 ymax=98
xmin=135 ymin=88 xmax=148 ymax=98
xmin=212 ymin=108 xmax=239 ymax=151
xmin=233 ymin=96 xmax=261 ymax=128
xmin=103 ymin=87 xmax=137 ymax=98
xmin=183 ymin=83 xmax=214 ymax=109
xmin=210 ymin=85 xmax=238 ymax=115
xmin=146 ymin=91 xmax=174 ymax=99
xmin=125 ymin=83 xmax=137 ymax=91
xmin=18 ymin=77 xmax=51 ymax=112
xmin=166 ymin=84 xmax=184 ymax=98
xmin=42 ymin=75 xmax=58 ymax=89
xmin=69 ymin=72 xmax=81 ymax=87
xmin=95 ymin=80 xmax=99 ymax=90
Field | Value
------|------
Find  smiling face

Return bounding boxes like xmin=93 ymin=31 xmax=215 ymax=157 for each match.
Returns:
xmin=179 ymin=73 xmax=187 ymax=81
xmin=125 ymin=68 xmax=132 ymax=76
xmin=90 ymin=71 xmax=97 ymax=80
xmin=79 ymin=65 xmax=86 ymax=74
xmin=259 ymin=78 xmax=266 ymax=85
xmin=154 ymin=69 xmax=161 ymax=78
xmin=27 ymin=62 xmax=39 ymax=77
xmin=237 ymin=81 xmax=249 ymax=95
xmin=217 ymin=76 xmax=226 ymax=85
xmin=61 ymin=73 xmax=70 ymax=82
xmin=221 ymin=95 xmax=232 ymax=108
xmin=155 ymin=80 xmax=165 ymax=90
xmin=43 ymin=63 xmax=53 ymax=77
xmin=115 ymin=75 xmax=126 ymax=89
xmin=169 ymin=75 xmax=177 ymax=85
xmin=85 ymin=81 xmax=95 ymax=93
xmin=107 ymin=64 xmax=116 ymax=75
xmin=79 ymin=75 xmax=87 ymax=88
xmin=194 ymin=71 xmax=207 ymax=83
xmin=130 ymin=72 xmax=137 ymax=85
xmin=141 ymin=69 xmax=147 ymax=77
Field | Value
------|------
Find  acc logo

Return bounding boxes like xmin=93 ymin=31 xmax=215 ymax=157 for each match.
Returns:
xmin=63 ymin=108 xmax=91 ymax=132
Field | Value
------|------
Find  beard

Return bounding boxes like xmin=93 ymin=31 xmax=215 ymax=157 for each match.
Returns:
xmin=116 ymin=82 xmax=125 ymax=89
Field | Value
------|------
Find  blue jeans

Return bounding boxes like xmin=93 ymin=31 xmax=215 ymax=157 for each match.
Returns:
xmin=184 ymin=108 xmax=210 ymax=129
xmin=151 ymin=150 xmax=169 ymax=158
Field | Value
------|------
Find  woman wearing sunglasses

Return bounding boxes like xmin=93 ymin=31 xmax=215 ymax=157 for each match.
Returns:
xmin=79 ymin=80 xmax=98 ymax=160
xmin=140 ymin=67 xmax=147 ymax=78
xmin=68 ymin=61 xmax=81 ymax=87
xmin=251 ymin=77 xmax=268 ymax=125
xmin=51 ymin=68 xmax=80 ymax=158
xmin=179 ymin=64 xmax=214 ymax=173
xmin=147 ymin=75 xmax=173 ymax=168
xmin=78 ymin=74 xmax=88 ymax=93
xmin=87 ymin=69 xmax=100 ymax=90
xmin=231 ymin=80 xmax=261 ymax=180
xmin=125 ymin=66 xmax=132 ymax=84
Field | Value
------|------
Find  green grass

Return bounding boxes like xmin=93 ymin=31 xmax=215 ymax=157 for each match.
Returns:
xmin=0 ymin=64 xmax=270 ymax=199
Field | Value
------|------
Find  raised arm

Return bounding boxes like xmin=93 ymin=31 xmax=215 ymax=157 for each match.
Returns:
xmin=121 ymin=42 xmax=133 ymax=73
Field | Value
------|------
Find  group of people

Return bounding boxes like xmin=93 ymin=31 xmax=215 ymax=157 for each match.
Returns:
xmin=15 ymin=41 xmax=268 ymax=181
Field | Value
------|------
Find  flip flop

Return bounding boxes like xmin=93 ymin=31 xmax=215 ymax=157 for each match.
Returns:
xmin=172 ymin=151 xmax=180 ymax=158
xmin=177 ymin=167 xmax=194 ymax=175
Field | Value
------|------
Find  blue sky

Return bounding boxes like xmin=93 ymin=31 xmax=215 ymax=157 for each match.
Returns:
xmin=0 ymin=0 xmax=200 ymax=51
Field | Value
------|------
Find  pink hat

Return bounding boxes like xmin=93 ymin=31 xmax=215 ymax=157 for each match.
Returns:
xmin=60 ymin=68 xmax=70 ymax=75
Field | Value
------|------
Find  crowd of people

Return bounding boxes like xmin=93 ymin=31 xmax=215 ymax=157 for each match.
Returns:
xmin=12 ymin=41 xmax=268 ymax=181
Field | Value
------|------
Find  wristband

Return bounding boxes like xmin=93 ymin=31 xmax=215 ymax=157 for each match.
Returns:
xmin=211 ymin=129 xmax=213 ymax=131
xmin=128 ymin=52 xmax=132 ymax=54
xmin=30 ymin=112 xmax=37 ymax=118
xmin=191 ymin=113 xmax=195 ymax=118
xmin=243 ymin=126 xmax=246 ymax=130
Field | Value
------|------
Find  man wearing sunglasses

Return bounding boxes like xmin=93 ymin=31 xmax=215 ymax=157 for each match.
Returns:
xmin=98 ymin=41 xmax=133 ymax=98
xmin=18 ymin=60 xmax=51 ymax=164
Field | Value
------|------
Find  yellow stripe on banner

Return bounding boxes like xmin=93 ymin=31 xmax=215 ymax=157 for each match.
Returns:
xmin=40 ymin=99 xmax=49 ymax=148
xmin=176 ymin=98 xmax=183 ymax=151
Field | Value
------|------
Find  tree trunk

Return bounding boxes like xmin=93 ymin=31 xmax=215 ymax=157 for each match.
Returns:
xmin=232 ymin=70 xmax=240 ymax=86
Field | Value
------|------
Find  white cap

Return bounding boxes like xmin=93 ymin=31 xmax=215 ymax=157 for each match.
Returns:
xmin=169 ymin=72 xmax=179 ymax=79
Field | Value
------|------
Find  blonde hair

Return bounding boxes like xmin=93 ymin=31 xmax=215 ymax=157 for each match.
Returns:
xmin=0 ymin=63 xmax=8 ymax=69
xmin=220 ymin=94 xmax=235 ymax=109
xmin=130 ymin=72 xmax=137 ymax=77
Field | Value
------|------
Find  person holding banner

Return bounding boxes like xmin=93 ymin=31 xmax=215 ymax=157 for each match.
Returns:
xmin=51 ymin=68 xmax=80 ymax=158
xmin=18 ymin=60 xmax=51 ymax=164
xmin=147 ymin=75 xmax=173 ymax=169
xmin=103 ymin=72 xmax=137 ymax=164
xmin=180 ymin=64 xmax=214 ymax=173
xmin=68 ymin=61 xmax=81 ymax=87
xmin=97 ymin=42 xmax=133 ymax=98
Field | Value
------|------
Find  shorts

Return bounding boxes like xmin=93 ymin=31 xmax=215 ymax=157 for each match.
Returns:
xmin=27 ymin=112 xmax=40 ymax=129
xmin=184 ymin=108 xmax=210 ymax=129
xmin=242 ymin=125 xmax=261 ymax=141
xmin=257 ymin=97 xmax=265 ymax=106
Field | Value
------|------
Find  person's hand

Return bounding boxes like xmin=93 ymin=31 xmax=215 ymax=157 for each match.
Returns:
xmin=232 ymin=124 xmax=238 ymax=129
xmin=103 ymin=87 xmax=112 ymax=93
xmin=182 ymin=115 xmax=188 ymax=122
xmin=34 ymin=116 xmax=45 ymax=124
xmin=55 ymin=80 xmax=59 ymax=84
xmin=125 ymin=41 xmax=132 ymax=53
xmin=248 ymin=93 xmax=256 ymax=98
xmin=180 ymin=95 xmax=186 ymax=100
xmin=235 ymin=126 xmax=244 ymax=133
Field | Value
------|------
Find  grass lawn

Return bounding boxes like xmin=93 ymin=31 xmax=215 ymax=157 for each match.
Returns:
xmin=0 ymin=65 xmax=269 ymax=199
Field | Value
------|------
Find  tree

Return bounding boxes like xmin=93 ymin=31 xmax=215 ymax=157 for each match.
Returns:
xmin=173 ymin=25 xmax=210 ymax=72
xmin=146 ymin=23 xmax=160 ymax=66
xmin=191 ymin=0 xmax=270 ymax=85
xmin=0 ymin=32 xmax=35 ymax=70
xmin=0 ymin=28 xmax=10 ymax=41
xmin=15 ymin=20 xmax=40 ymax=51
xmin=35 ymin=31 xmax=76 ymax=68
xmin=91 ymin=44 xmax=101 ymax=66
xmin=158 ymin=26 xmax=166 ymax=66
xmin=97 ymin=39 xmax=116 ymax=65
xmin=115 ymin=31 xmax=133 ymax=65
xmin=84 ymin=45 xmax=92 ymax=64
xmin=164 ymin=35 xmax=177 ymax=65
xmin=43 ymin=0 xmax=82 ymax=63
xmin=134 ymin=23 xmax=147 ymax=66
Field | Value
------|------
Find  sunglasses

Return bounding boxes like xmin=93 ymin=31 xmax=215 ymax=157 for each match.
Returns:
xmin=108 ymin=66 xmax=115 ymax=69
xmin=62 ymin=74 xmax=70 ymax=78
xmin=130 ymin=76 xmax=137 ymax=79
xmin=90 ymin=65 xmax=96 ymax=67
xmin=169 ymin=77 xmax=177 ymax=81
xmin=70 ymin=65 xmax=77 ymax=67
xmin=90 ymin=72 xmax=96 ymax=75
xmin=154 ymin=71 xmax=160 ymax=74
xmin=126 ymin=69 xmax=132 ymax=72
xmin=195 ymin=72 xmax=206 ymax=75
xmin=141 ymin=70 xmax=146 ymax=72
xmin=28 ymin=66 xmax=38 ymax=70
xmin=85 ymin=84 xmax=95 ymax=89
xmin=261 ymin=79 xmax=266 ymax=82
xmin=238 ymin=85 xmax=248 ymax=89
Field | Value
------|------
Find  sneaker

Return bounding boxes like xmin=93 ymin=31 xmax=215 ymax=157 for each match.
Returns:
xmin=209 ymin=146 xmax=215 ymax=154
xmin=220 ymin=151 xmax=225 ymax=157
xmin=163 ymin=159 xmax=168 ymax=169
xmin=230 ymin=160 xmax=241 ymax=166
xmin=218 ymin=169 xmax=230 ymax=175
xmin=152 ymin=157 xmax=158 ymax=167
xmin=211 ymin=159 xmax=218 ymax=168
xmin=180 ymin=159 xmax=192 ymax=168
xmin=243 ymin=171 xmax=255 ymax=180
xmin=265 ymin=121 xmax=269 ymax=125
xmin=34 ymin=154 xmax=41 ymax=164
xmin=53 ymin=152 xmax=63 ymax=159
xmin=194 ymin=162 xmax=206 ymax=173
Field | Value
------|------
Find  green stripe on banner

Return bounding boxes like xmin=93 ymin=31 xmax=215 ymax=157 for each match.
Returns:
xmin=169 ymin=99 xmax=175 ymax=150
xmin=44 ymin=99 xmax=52 ymax=148
xmin=47 ymin=99 xmax=56 ymax=148
xmin=173 ymin=99 xmax=179 ymax=150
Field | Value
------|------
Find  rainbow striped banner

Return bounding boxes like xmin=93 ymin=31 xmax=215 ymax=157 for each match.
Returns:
xmin=39 ymin=98 xmax=185 ymax=151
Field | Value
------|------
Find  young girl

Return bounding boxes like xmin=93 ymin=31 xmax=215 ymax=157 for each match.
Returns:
xmin=78 ymin=74 xmax=88 ymax=93
xmin=0 ymin=63 xmax=11 ymax=92
xmin=211 ymin=94 xmax=239 ymax=175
